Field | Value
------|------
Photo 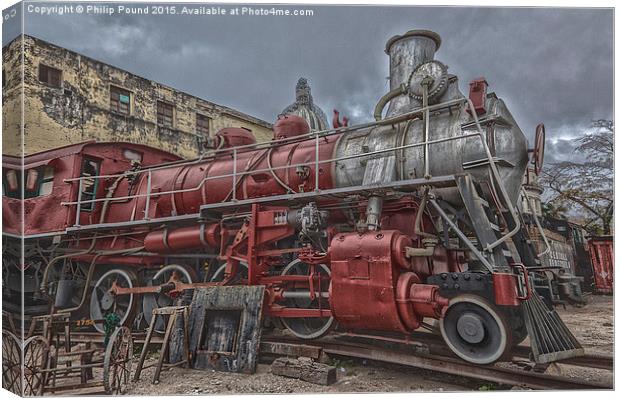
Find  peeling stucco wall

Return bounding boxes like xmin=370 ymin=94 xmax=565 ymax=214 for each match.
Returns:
xmin=2 ymin=38 xmax=23 ymax=157
xmin=2 ymin=35 xmax=273 ymax=158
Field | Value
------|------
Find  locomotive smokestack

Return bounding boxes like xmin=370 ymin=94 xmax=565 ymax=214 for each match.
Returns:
xmin=384 ymin=29 xmax=442 ymax=116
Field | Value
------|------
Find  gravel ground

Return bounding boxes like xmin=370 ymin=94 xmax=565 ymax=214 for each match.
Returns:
xmin=126 ymin=294 xmax=614 ymax=395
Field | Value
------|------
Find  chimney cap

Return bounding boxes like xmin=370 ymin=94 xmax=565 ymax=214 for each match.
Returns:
xmin=385 ymin=29 xmax=442 ymax=54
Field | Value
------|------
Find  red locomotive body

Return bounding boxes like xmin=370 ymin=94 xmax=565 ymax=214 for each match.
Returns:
xmin=3 ymin=141 xmax=182 ymax=236
xmin=3 ymin=29 xmax=583 ymax=366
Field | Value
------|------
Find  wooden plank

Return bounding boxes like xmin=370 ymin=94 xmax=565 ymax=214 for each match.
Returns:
xmin=260 ymin=341 xmax=322 ymax=360
xmin=271 ymin=357 xmax=337 ymax=385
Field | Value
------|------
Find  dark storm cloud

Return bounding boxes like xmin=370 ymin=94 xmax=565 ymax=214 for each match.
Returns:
xmin=5 ymin=3 xmax=613 ymax=160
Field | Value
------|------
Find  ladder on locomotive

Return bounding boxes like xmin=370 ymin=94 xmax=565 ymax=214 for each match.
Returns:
xmin=444 ymin=173 xmax=584 ymax=364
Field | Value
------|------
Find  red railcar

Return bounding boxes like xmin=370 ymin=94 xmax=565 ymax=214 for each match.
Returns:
xmin=588 ymin=236 xmax=614 ymax=293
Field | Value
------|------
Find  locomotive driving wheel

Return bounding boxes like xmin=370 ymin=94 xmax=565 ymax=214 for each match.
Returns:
xmin=143 ymin=264 xmax=196 ymax=333
xmin=279 ymin=259 xmax=334 ymax=340
xmin=208 ymin=261 xmax=249 ymax=283
xmin=439 ymin=294 xmax=511 ymax=364
xmin=90 ymin=269 xmax=137 ymax=334
xmin=103 ymin=326 xmax=133 ymax=395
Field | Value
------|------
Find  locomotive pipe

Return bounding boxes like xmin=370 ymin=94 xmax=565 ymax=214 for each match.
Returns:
xmin=43 ymin=174 xmax=126 ymax=294
xmin=414 ymin=188 xmax=436 ymax=238
xmin=144 ymin=224 xmax=221 ymax=253
xmin=366 ymin=195 xmax=384 ymax=230
xmin=281 ymin=291 xmax=330 ymax=299
xmin=374 ymin=83 xmax=408 ymax=121
xmin=428 ymin=197 xmax=493 ymax=272
xmin=56 ymin=245 xmax=145 ymax=314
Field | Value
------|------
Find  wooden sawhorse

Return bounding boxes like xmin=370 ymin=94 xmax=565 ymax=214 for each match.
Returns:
xmin=133 ymin=306 xmax=190 ymax=384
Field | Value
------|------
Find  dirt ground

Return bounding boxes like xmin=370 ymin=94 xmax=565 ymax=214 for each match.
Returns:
xmin=547 ymin=294 xmax=614 ymax=386
xmin=126 ymin=294 xmax=614 ymax=395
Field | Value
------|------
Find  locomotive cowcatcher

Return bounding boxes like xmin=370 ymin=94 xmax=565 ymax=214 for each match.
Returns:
xmin=2 ymin=29 xmax=583 ymax=365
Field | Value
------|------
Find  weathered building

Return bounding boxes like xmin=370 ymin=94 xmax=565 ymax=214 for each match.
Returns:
xmin=2 ymin=35 xmax=273 ymax=158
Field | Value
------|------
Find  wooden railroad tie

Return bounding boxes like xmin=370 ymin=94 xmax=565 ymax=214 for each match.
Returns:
xmin=271 ymin=356 xmax=337 ymax=386
xmin=133 ymin=305 xmax=190 ymax=385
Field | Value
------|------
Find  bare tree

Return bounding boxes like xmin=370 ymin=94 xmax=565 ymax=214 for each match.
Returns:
xmin=540 ymin=120 xmax=613 ymax=235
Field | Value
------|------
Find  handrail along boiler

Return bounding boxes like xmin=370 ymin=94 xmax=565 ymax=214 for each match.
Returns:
xmin=3 ymin=29 xmax=583 ymax=365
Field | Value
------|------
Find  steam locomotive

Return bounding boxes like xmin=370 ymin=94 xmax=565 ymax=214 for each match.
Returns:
xmin=2 ymin=29 xmax=582 ymax=365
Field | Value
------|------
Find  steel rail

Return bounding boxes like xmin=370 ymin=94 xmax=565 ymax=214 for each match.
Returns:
xmin=353 ymin=330 xmax=614 ymax=371
xmin=261 ymin=336 xmax=611 ymax=390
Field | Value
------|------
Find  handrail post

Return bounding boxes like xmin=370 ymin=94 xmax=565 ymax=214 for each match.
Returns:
xmin=74 ymin=179 xmax=83 ymax=227
xmin=232 ymin=148 xmax=238 ymax=201
xmin=144 ymin=170 xmax=152 ymax=220
xmin=314 ymin=133 xmax=320 ymax=192
xmin=422 ymin=79 xmax=431 ymax=179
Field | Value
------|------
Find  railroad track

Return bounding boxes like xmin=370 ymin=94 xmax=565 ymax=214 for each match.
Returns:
xmin=56 ymin=330 xmax=614 ymax=390
xmin=260 ymin=333 xmax=613 ymax=390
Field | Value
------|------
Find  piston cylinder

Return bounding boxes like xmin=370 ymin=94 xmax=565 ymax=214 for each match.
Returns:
xmin=329 ymin=230 xmax=447 ymax=333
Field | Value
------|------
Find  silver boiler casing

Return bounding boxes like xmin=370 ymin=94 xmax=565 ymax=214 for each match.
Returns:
xmin=332 ymin=30 xmax=529 ymax=208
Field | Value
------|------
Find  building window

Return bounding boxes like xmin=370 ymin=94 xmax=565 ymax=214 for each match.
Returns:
xmin=38 ymin=64 xmax=62 ymax=88
xmin=110 ymin=86 xmax=131 ymax=115
xmin=157 ymin=101 xmax=174 ymax=128
xmin=196 ymin=113 xmax=210 ymax=136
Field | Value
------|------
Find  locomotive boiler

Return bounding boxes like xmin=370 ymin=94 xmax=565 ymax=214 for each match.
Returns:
xmin=3 ymin=29 xmax=583 ymax=365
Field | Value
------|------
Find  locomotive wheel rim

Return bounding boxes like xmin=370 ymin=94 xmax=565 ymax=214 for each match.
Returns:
xmin=144 ymin=264 xmax=195 ymax=333
xmin=209 ymin=262 xmax=249 ymax=283
xmin=103 ymin=326 xmax=133 ymax=395
xmin=279 ymin=259 xmax=334 ymax=340
xmin=22 ymin=335 xmax=50 ymax=396
xmin=439 ymin=294 xmax=509 ymax=365
xmin=2 ymin=331 xmax=22 ymax=395
xmin=90 ymin=269 xmax=136 ymax=334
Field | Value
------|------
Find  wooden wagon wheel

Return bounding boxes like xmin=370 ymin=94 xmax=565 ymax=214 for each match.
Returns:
xmin=103 ymin=326 xmax=133 ymax=395
xmin=2 ymin=330 xmax=22 ymax=395
xmin=23 ymin=335 xmax=50 ymax=396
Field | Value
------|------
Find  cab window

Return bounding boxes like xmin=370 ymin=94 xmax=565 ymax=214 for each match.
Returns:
xmin=23 ymin=166 xmax=55 ymax=198
xmin=80 ymin=158 xmax=100 ymax=211
xmin=3 ymin=166 xmax=54 ymax=199
xmin=2 ymin=169 xmax=21 ymax=199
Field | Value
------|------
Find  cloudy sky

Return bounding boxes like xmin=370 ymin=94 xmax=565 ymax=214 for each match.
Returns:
xmin=2 ymin=2 xmax=613 ymax=163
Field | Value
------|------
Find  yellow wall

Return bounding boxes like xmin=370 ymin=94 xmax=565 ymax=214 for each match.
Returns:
xmin=2 ymin=35 xmax=273 ymax=158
